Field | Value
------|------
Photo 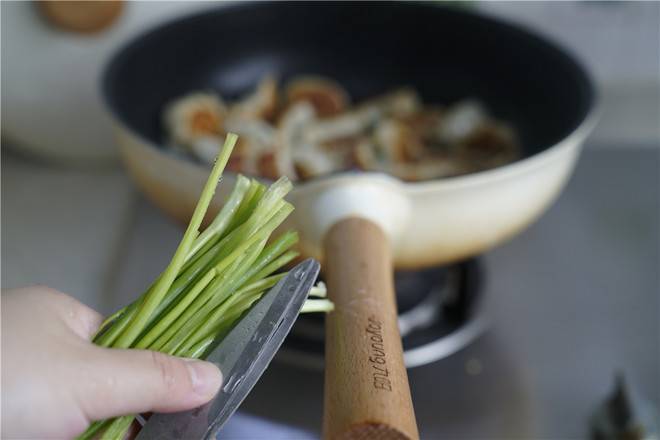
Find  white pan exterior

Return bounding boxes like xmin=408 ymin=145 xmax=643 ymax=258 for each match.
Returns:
xmin=115 ymin=113 xmax=596 ymax=269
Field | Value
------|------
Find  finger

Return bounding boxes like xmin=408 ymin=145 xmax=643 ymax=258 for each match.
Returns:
xmin=73 ymin=346 xmax=222 ymax=422
xmin=33 ymin=286 xmax=104 ymax=340
xmin=64 ymin=300 xmax=104 ymax=340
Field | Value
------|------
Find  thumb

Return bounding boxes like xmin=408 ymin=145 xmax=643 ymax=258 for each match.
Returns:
xmin=74 ymin=346 xmax=222 ymax=422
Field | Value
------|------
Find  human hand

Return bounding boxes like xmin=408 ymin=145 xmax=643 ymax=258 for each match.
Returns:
xmin=1 ymin=286 xmax=223 ymax=439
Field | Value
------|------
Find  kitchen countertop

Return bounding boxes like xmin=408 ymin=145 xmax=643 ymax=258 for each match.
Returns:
xmin=2 ymin=144 xmax=658 ymax=438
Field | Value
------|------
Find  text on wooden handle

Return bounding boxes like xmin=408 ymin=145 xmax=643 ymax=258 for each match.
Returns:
xmin=366 ymin=315 xmax=392 ymax=391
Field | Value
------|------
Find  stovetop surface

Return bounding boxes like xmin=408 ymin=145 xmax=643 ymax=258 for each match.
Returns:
xmin=3 ymin=146 xmax=658 ymax=438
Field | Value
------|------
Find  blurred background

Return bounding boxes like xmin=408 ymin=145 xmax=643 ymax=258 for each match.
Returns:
xmin=2 ymin=1 xmax=658 ymax=438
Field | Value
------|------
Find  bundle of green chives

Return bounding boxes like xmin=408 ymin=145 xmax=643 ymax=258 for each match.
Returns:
xmin=78 ymin=133 xmax=331 ymax=440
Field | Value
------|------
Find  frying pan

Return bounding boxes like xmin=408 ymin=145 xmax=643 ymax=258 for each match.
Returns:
xmin=102 ymin=2 xmax=596 ymax=439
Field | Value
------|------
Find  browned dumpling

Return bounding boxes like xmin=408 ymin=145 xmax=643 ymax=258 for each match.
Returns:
xmin=352 ymin=139 xmax=468 ymax=181
xmin=374 ymin=119 xmax=425 ymax=163
xmin=284 ymin=76 xmax=350 ymax=118
xmin=163 ymin=93 xmax=226 ymax=147
xmin=359 ymin=87 xmax=422 ymax=118
xmin=228 ymin=76 xmax=278 ymax=122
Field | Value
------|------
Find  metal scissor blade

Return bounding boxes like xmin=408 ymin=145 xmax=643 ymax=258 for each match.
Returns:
xmin=137 ymin=259 xmax=320 ymax=440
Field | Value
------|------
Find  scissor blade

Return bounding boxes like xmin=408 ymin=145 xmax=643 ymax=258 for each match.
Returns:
xmin=136 ymin=259 xmax=320 ymax=440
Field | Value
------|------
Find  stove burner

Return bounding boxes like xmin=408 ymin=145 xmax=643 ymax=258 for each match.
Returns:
xmin=278 ymin=259 xmax=486 ymax=369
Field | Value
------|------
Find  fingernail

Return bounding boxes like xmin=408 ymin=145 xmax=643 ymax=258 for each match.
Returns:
xmin=185 ymin=360 xmax=223 ymax=397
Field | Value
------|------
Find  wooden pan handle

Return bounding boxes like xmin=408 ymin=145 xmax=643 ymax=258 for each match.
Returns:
xmin=323 ymin=217 xmax=419 ymax=440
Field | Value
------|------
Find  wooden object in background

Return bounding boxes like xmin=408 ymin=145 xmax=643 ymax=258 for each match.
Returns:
xmin=38 ymin=0 xmax=124 ymax=34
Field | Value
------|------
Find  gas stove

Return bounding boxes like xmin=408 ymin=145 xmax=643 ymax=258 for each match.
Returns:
xmin=280 ymin=260 xmax=486 ymax=369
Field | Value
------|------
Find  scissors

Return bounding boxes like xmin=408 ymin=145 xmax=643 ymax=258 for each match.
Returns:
xmin=136 ymin=258 xmax=320 ymax=440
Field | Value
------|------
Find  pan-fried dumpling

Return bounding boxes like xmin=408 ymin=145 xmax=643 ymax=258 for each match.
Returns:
xmin=227 ymin=76 xmax=278 ymax=122
xmin=284 ymin=76 xmax=349 ymax=118
xmin=163 ymin=92 xmax=226 ymax=147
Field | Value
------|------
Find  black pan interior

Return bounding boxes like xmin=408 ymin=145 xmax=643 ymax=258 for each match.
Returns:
xmin=103 ymin=1 xmax=594 ymax=159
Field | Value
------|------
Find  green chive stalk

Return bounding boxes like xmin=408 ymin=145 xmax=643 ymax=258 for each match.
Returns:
xmin=77 ymin=133 xmax=332 ymax=440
